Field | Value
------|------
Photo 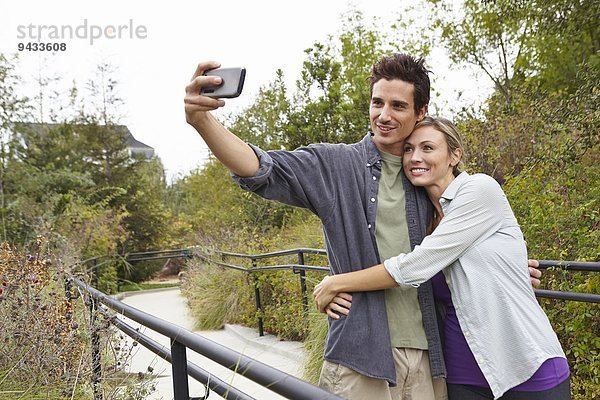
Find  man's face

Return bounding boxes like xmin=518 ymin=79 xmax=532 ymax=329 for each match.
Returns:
xmin=369 ymin=79 xmax=426 ymax=156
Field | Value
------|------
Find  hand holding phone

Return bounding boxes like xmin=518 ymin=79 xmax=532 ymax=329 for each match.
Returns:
xmin=201 ymin=67 xmax=246 ymax=98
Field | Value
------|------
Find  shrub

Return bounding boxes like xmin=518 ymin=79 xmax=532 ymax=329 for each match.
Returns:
xmin=0 ymin=238 xmax=156 ymax=399
xmin=0 ymin=238 xmax=85 ymax=395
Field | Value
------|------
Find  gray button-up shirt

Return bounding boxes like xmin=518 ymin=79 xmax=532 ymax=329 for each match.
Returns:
xmin=384 ymin=172 xmax=566 ymax=397
xmin=233 ymin=133 xmax=445 ymax=385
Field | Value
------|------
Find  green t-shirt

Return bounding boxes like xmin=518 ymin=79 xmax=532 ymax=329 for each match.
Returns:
xmin=376 ymin=151 xmax=428 ymax=349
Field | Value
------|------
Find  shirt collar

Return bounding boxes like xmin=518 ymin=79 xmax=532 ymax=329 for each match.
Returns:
xmin=364 ymin=132 xmax=383 ymax=166
xmin=441 ymin=171 xmax=470 ymax=201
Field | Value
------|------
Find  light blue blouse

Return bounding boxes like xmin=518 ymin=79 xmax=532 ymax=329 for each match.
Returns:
xmin=384 ymin=172 xmax=566 ymax=399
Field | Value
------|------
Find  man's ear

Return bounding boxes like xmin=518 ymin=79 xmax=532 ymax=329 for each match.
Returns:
xmin=417 ymin=104 xmax=428 ymax=121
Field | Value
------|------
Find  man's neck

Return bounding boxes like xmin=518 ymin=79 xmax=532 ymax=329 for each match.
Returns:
xmin=375 ymin=142 xmax=404 ymax=157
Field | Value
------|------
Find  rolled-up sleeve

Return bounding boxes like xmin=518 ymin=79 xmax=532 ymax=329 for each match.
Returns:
xmin=232 ymin=144 xmax=274 ymax=191
xmin=384 ymin=174 xmax=506 ymax=286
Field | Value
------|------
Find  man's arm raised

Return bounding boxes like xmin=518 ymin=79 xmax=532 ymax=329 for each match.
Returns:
xmin=184 ymin=61 xmax=259 ymax=177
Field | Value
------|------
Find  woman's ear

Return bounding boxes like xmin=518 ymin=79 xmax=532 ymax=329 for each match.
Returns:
xmin=451 ymin=148 xmax=462 ymax=167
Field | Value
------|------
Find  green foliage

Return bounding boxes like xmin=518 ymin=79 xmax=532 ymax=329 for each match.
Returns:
xmin=181 ymin=216 xmax=327 ymax=338
xmin=0 ymin=57 xmax=175 ymax=286
xmin=517 ymin=0 xmax=599 ymax=92
xmin=427 ymin=0 xmax=600 ymax=104
xmin=118 ymin=158 xmax=173 ymax=251
xmin=539 ymin=282 xmax=599 ymax=399
xmin=284 ymin=12 xmax=386 ymax=148
xmin=0 ymin=54 xmax=31 ymax=244
xmin=228 ymin=69 xmax=290 ymax=150
xmin=171 ymin=159 xmax=305 ymax=247
xmin=256 ymin=269 xmax=308 ymax=341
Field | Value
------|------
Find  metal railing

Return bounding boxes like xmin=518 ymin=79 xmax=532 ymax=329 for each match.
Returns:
xmin=535 ymin=260 xmax=600 ymax=303
xmin=193 ymin=249 xmax=600 ymax=335
xmin=67 ymin=275 xmax=343 ymax=400
xmin=110 ymin=249 xmax=600 ymax=347
xmin=73 ymin=248 xmax=598 ymax=400
xmin=125 ymin=248 xmax=194 ymax=263
xmin=194 ymin=248 xmax=328 ymax=337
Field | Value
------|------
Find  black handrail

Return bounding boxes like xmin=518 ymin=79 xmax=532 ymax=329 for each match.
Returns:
xmin=538 ymin=260 xmax=600 ymax=272
xmin=123 ymin=248 xmax=600 ymax=339
xmin=70 ymin=277 xmax=343 ymax=400
xmin=108 ymin=312 xmax=254 ymax=400
xmin=218 ymin=248 xmax=327 ymax=260
xmin=125 ymin=248 xmax=193 ymax=263
xmin=203 ymin=249 xmax=600 ymax=304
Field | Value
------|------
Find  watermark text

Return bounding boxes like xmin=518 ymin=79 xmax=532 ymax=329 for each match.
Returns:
xmin=16 ymin=19 xmax=148 ymax=46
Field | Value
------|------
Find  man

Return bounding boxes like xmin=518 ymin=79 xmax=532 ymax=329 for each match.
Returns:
xmin=184 ymin=54 xmax=540 ymax=400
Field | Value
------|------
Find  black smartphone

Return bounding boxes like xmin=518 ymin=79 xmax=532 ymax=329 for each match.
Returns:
xmin=201 ymin=67 xmax=246 ymax=98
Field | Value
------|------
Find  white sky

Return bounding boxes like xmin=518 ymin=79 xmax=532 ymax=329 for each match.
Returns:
xmin=1 ymin=0 xmax=491 ymax=182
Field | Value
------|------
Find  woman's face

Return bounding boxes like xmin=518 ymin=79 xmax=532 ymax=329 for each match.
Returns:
xmin=402 ymin=126 xmax=460 ymax=190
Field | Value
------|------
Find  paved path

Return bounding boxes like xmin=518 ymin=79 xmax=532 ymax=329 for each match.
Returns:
xmin=118 ymin=287 xmax=307 ymax=400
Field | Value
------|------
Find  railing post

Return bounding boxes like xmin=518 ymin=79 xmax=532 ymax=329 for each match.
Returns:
xmin=252 ymin=258 xmax=265 ymax=337
xmin=89 ymin=294 xmax=103 ymax=400
xmin=297 ymin=252 xmax=309 ymax=313
xmin=170 ymin=339 xmax=191 ymax=400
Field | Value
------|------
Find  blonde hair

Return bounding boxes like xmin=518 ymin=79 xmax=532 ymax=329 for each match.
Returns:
xmin=413 ymin=116 xmax=464 ymax=176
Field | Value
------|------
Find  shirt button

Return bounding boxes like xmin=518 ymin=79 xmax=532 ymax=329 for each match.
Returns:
xmin=440 ymin=198 xmax=446 ymax=203
xmin=370 ymin=197 xmax=376 ymax=202
xmin=368 ymin=224 xmax=372 ymax=229
xmin=372 ymin=176 xmax=377 ymax=180
xmin=464 ymin=331 xmax=470 ymax=337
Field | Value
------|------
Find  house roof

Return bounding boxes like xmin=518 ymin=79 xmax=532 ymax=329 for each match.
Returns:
xmin=17 ymin=122 xmax=154 ymax=154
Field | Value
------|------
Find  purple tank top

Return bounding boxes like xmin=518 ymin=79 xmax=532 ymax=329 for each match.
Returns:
xmin=431 ymin=271 xmax=569 ymax=391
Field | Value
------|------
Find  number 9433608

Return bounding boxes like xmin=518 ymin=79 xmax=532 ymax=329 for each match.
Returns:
xmin=18 ymin=42 xmax=66 ymax=51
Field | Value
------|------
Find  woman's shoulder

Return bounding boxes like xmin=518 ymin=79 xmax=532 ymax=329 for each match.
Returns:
xmin=462 ymin=172 xmax=501 ymax=188
xmin=454 ymin=172 xmax=505 ymax=200
xmin=469 ymin=172 xmax=500 ymax=186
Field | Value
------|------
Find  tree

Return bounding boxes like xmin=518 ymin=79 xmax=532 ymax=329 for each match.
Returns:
xmin=228 ymin=69 xmax=290 ymax=150
xmin=427 ymin=0 xmax=600 ymax=103
xmin=0 ymin=54 xmax=30 ymax=243
xmin=1 ymin=57 xmax=172 ymax=285
xmin=285 ymin=10 xmax=385 ymax=149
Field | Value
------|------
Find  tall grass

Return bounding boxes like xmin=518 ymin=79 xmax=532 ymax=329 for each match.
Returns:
xmin=303 ymin=313 xmax=328 ymax=384
xmin=181 ymin=258 xmax=250 ymax=331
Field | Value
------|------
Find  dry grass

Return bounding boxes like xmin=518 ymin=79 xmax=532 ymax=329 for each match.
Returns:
xmin=0 ymin=238 xmax=156 ymax=399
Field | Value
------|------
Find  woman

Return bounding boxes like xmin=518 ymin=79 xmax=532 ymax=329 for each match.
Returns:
xmin=313 ymin=116 xmax=570 ymax=400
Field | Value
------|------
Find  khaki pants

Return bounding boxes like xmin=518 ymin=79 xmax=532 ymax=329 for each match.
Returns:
xmin=319 ymin=348 xmax=448 ymax=400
